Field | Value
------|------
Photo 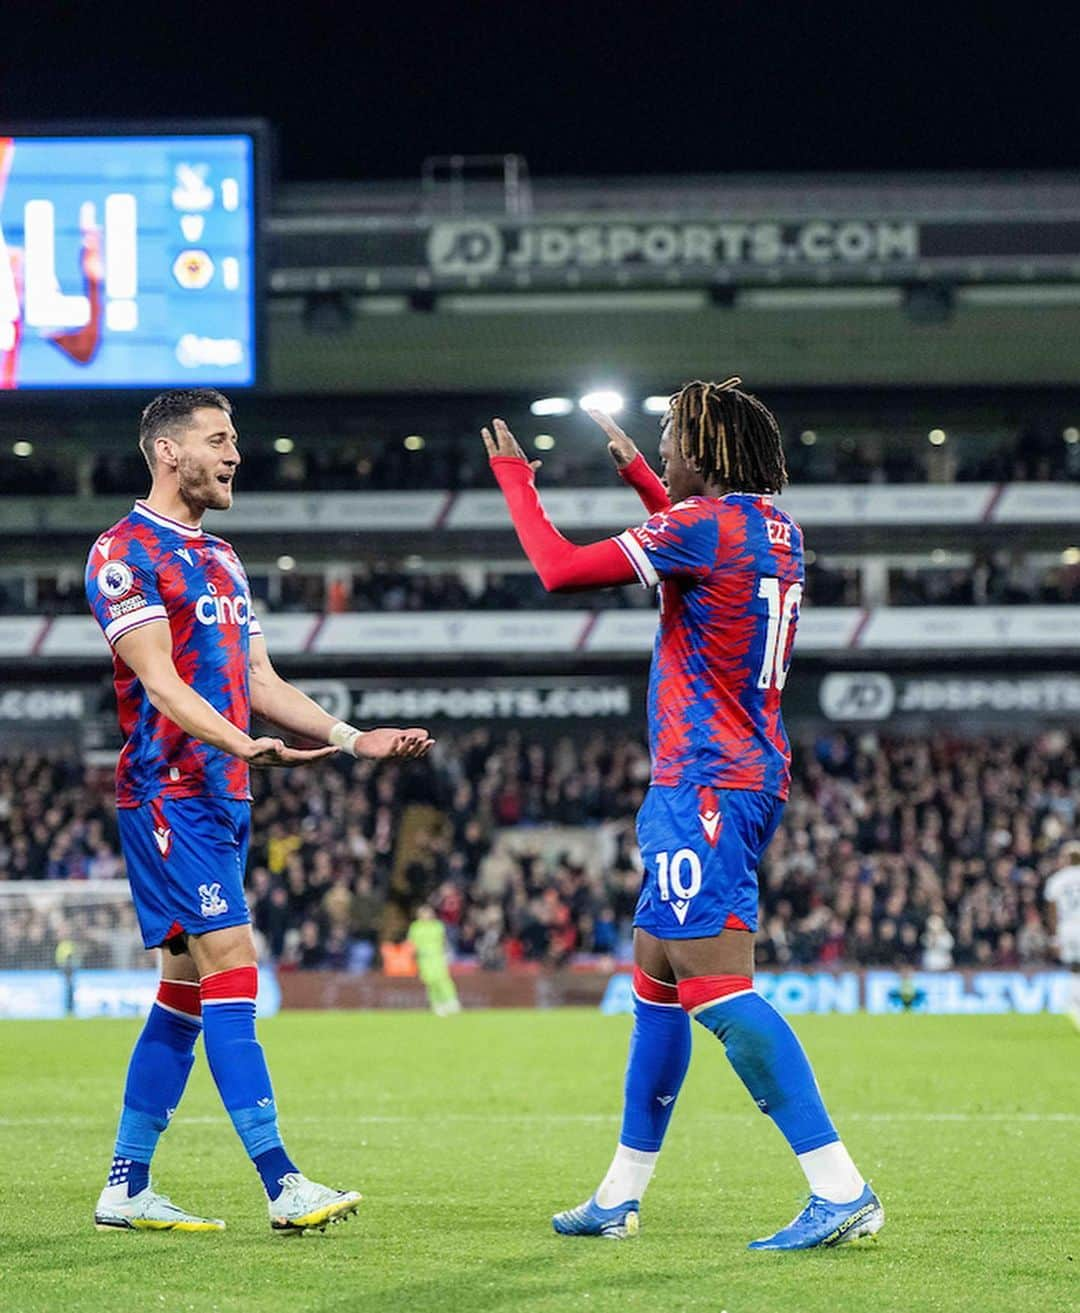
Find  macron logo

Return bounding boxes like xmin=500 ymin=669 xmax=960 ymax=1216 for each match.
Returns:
xmin=97 ymin=536 xmax=114 ymax=560
xmin=671 ymin=900 xmax=690 ymax=925
xmin=656 ymin=1094 xmax=675 ymax=1107
xmin=175 ymin=548 xmax=194 ymax=566
xmin=153 ymin=826 xmax=172 ymax=857
xmin=699 ymin=810 xmax=722 ymax=846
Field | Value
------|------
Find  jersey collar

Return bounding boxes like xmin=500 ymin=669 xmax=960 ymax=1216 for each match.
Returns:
xmin=132 ymin=500 xmax=203 ymax=538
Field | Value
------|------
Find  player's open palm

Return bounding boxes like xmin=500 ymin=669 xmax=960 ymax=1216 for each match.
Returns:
xmin=246 ymin=737 xmax=339 ymax=768
xmin=584 ymin=408 xmax=640 ymax=470
xmin=354 ymin=727 xmax=434 ymax=760
xmin=482 ymin=419 xmax=542 ymax=471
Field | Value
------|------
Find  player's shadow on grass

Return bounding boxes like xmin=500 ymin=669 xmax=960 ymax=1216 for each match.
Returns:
xmin=363 ymin=1241 xmax=883 ymax=1313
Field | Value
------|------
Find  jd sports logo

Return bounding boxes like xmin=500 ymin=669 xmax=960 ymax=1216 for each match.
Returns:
xmin=427 ymin=222 xmax=503 ymax=276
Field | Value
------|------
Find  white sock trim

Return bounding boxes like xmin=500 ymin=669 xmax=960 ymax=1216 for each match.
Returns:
xmin=796 ymin=1141 xmax=865 ymax=1205
xmin=595 ymin=1144 xmax=658 ymax=1208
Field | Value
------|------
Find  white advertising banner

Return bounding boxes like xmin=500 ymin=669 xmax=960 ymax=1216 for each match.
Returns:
xmin=204 ymin=491 xmax=446 ymax=533
xmin=446 ymin=487 xmax=645 ymax=531
xmin=255 ymin=613 xmax=319 ymax=655
xmin=316 ymin=610 xmax=591 ymax=655
xmin=39 ymin=616 xmax=108 ymax=657
xmin=776 ymin=484 xmax=994 ymax=525
xmin=993 ymin=484 xmax=1080 ymax=523
xmin=860 ymin=606 xmax=1080 ymax=650
xmin=0 ymin=616 xmax=45 ymax=658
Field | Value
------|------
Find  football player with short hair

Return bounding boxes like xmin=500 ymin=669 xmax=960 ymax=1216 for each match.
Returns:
xmin=1045 ymin=840 xmax=1080 ymax=1030
xmin=483 ymin=379 xmax=882 ymax=1251
xmin=86 ymin=389 xmax=432 ymax=1234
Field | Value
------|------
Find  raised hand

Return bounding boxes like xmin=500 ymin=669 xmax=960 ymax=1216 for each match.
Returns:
xmin=353 ymin=727 xmax=434 ymax=760
xmin=482 ymin=418 xmax=542 ymax=471
xmin=584 ymin=408 xmax=641 ymax=470
xmin=245 ymin=737 xmax=339 ymax=768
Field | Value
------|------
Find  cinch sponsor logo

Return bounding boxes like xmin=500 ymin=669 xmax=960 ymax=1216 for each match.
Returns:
xmin=195 ymin=593 xmax=250 ymax=626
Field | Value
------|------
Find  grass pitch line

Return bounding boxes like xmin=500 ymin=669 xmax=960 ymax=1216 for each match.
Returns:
xmin=2 ymin=1111 xmax=1078 ymax=1127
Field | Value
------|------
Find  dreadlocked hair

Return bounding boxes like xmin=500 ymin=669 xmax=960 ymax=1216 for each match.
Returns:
xmin=668 ymin=377 xmax=788 ymax=494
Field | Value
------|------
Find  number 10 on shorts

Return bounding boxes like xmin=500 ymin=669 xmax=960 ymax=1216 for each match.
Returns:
xmin=656 ymin=848 xmax=703 ymax=904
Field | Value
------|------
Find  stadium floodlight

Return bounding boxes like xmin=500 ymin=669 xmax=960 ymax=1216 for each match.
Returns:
xmin=928 ymin=429 xmax=947 ymax=446
xmin=579 ymin=390 xmax=624 ymax=415
xmin=277 ymin=555 xmax=296 ymax=571
xmin=12 ymin=441 xmax=33 ymax=457
xmin=530 ymin=397 xmax=574 ymax=417
xmin=643 ymin=395 xmax=671 ymax=414
xmin=1063 ymin=427 xmax=1080 ymax=445
xmin=273 ymin=436 xmax=295 ymax=454
xmin=1063 ymin=547 xmax=1080 ymax=565
xmin=534 ymin=434 xmax=556 ymax=451
xmin=403 ymin=435 xmax=426 ymax=451
xmin=800 ymin=430 xmax=817 ymax=446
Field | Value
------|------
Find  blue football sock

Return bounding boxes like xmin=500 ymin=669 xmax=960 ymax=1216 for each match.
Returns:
xmin=201 ymin=983 xmax=297 ymax=1199
xmin=619 ymin=991 xmax=692 ymax=1152
xmin=693 ymin=990 xmax=839 ymax=1155
xmin=111 ymin=1002 xmax=201 ymax=1196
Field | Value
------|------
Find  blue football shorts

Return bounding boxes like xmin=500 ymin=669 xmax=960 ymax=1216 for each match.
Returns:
xmin=117 ymin=795 xmax=252 ymax=949
xmin=633 ymin=782 xmax=785 ymax=939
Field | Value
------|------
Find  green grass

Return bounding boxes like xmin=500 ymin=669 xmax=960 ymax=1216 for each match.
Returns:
xmin=1 ymin=1011 xmax=1076 ymax=1313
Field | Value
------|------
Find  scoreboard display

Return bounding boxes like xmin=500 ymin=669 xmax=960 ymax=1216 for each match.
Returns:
xmin=0 ymin=128 xmax=260 ymax=390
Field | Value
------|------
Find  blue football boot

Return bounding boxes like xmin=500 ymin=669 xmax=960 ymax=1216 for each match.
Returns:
xmin=748 ymin=1184 xmax=884 ymax=1250
xmin=552 ymin=1194 xmax=640 ymax=1239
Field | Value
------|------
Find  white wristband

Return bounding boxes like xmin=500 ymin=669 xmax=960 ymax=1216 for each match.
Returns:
xmin=328 ymin=721 xmax=362 ymax=755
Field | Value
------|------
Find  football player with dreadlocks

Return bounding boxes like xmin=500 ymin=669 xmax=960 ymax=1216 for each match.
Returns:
xmin=482 ymin=379 xmax=882 ymax=1252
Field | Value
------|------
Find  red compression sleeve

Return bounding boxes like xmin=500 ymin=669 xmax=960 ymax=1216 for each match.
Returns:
xmin=490 ymin=458 xmax=638 ymax=592
xmin=618 ymin=452 xmax=671 ymax=514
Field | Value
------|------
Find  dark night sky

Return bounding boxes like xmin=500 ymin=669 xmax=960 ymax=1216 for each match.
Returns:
xmin=4 ymin=3 xmax=1080 ymax=183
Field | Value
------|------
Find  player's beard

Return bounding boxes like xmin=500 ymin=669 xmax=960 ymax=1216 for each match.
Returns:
xmin=177 ymin=453 xmax=233 ymax=513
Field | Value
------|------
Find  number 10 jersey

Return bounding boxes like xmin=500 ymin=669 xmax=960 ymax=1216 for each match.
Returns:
xmin=614 ymin=493 xmax=804 ymax=800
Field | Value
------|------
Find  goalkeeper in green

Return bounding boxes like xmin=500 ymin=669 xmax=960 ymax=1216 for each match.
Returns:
xmin=407 ymin=905 xmax=461 ymax=1016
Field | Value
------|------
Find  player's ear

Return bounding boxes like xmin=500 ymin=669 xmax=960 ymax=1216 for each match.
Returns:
xmin=156 ymin=436 xmax=179 ymax=471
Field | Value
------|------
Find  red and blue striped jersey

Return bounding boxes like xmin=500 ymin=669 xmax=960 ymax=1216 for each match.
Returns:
xmin=85 ymin=500 xmax=261 ymax=807
xmin=614 ymin=494 xmax=803 ymax=799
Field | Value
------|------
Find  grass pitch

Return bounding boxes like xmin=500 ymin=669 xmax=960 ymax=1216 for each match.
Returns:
xmin=1 ymin=1009 xmax=1076 ymax=1313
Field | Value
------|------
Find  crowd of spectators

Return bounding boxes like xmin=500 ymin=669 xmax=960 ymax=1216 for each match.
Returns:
xmin=1 ymin=728 xmax=1076 ymax=977
xmin=5 ymin=552 xmax=1077 ymax=618
xmin=1 ymin=409 xmax=1078 ymax=504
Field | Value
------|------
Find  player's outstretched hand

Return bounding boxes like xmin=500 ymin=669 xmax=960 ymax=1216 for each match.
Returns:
xmin=584 ymin=408 xmax=641 ymax=470
xmin=482 ymin=418 xmax=542 ymax=471
xmin=353 ymin=727 xmax=435 ymax=760
xmin=245 ymin=737 xmax=339 ymax=768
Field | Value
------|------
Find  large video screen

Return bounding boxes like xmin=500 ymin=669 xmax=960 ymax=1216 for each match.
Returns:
xmin=0 ymin=130 xmax=259 ymax=389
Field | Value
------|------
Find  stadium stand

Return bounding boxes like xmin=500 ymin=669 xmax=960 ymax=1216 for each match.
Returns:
xmin=2 ymin=728 xmax=1074 ymax=973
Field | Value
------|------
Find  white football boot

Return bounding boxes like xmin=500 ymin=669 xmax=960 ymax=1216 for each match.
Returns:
xmin=94 ymin=1182 xmax=225 ymax=1232
xmin=268 ymin=1172 xmax=362 ymax=1235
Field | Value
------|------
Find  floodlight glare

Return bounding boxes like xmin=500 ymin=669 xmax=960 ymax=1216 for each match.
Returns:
xmin=579 ymin=390 xmax=624 ymax=415
xmin=530 ymin=397 xmax=574 ymax=417
xmin=534 ymin=434 xmax=556 ymax=451
xmin=643 ymin=395 xmax=671 ymax=414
